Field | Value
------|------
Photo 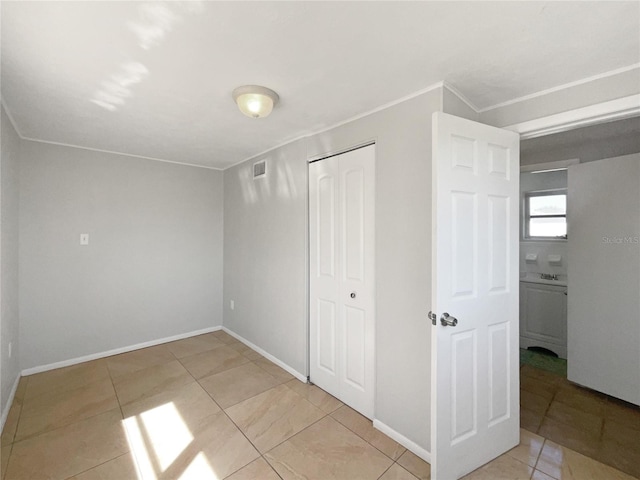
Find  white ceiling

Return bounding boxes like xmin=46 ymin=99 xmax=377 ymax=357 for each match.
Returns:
xmin=2 ymin=1 xmax=639 ymax=169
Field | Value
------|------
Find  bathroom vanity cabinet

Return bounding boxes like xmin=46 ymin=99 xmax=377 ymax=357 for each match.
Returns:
xmin=519 ymin=281 xmax=567 ymax=358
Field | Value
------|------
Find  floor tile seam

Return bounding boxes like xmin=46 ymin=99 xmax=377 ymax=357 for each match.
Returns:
xmin=259 ymin=411 xmax=331 ymax=457
xmin=262 ymin=452 xmax=289 ymax=480
xmin=500 ymin=451 xmax=538 ymax=472
xmin=2 ymin=441 xmax=14 ymax=480
xmin=170 ymin=342 xmax=228 ymax=362
xmin=109 ymin=353 xmax=194 ymax=381
xmin=200 ymin=376 xmax=282 ymax=411
xmin=20 ymin=372 xmax=113 ymax=407
xmin=520 ymin=372 xmax=560 ymax=387
xmin=530 ymin=437 xmax=547 ymax=473
xmin=544 ymin=403 xmax=605 ymax=432
xmin=281 ymin=381 xmax=343 ymax=415
xmin=174 ymin=351 xmax=252 ymax=380
xmin=541 ymin=411 xmax=603 ymax=441
xmin=19 ymin=378 xmax=120 ymax=421
xmin=248 ymin=359 xmax=292 ymax=386
xmin=12 ymin=398 xmax=123 ymax=445
xmin=8 ymin=405 xmax=125 ymax=451
xmin=61 ymin=451 xmax=132 ymax=480
xmin=1 ymin=403 xmax=22 ymax=447
xmin=376 ymin=460 xmax=396 ymax=479
xmin=257 ymin=453 xmax=285 ymax=480
xmin=551 ymin=397 xmax=606 ymax=419
xmin=329 ymin=409 xmax=405 ymax=462
xmin=215 ymin=397 xmax=281 ymax=476
xmin=104 ymin=362 xmax=141 ymax=478
xmin=392 ymin=461 xmax=423 ymax=480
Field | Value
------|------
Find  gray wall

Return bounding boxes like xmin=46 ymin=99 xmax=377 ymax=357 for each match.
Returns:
xmin=224 ymin=89 xmax=441 ymax=453
xmin=1 ymin=104 xmax=21 ymax=417
xmin=567 ymin=154 xmax=640 ymax=405
xmin=443 ymin=86 xmax=479 ymax=122
xmin=19 ymin=141 xmax=224 ymax=369
xmin=223 ymin=139 xmax=309 ymax=374
xmin=521 ymin=118 xmax=640 ymax=166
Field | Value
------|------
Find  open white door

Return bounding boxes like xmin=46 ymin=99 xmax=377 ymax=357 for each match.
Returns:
xmin=431 ymin=112 xmax=520 ymax=479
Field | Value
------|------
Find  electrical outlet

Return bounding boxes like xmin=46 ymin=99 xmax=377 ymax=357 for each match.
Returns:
xmin=80 ymin=233 xmax=89 ymax=245
xmin=230 ymin=300 xmax=235 ymax=310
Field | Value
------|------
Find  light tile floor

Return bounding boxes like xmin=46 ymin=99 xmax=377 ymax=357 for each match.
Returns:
xmin=520 ymin=364 xmax=640 ymax=478
xmin=0 ymin=330 xmax=637 ymax=480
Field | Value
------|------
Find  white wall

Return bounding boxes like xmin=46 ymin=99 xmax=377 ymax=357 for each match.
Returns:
xmin=19 ymin=141 xmax=224 ymax=370
xmin=224 ymin=89 xmax=442 ymax=454
xmin=1 ymin=104 xmax=21 ymax=419
xmin=567 ymin=154 xmax=640 ymax=405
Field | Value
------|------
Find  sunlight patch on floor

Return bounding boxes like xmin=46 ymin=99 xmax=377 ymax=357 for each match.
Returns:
xmin=123 ymin=401 xmax=219 ymax=479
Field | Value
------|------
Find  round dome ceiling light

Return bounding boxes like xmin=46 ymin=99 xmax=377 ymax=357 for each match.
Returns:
xmin=232 ymin=85 xmax=279 ymax=119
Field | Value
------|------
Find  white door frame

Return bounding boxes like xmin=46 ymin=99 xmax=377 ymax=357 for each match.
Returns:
xmin=504 ymin=93 xmax=640 ymax=140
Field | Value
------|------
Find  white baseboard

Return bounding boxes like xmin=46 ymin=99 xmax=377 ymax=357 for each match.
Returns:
xmin=22 ymin=325 xmax=223 ymax=376
xmin=1 ymin=374 xmax=21 ymax=433
xmin=373 ymin=419 xmax=431 ymax=464
xmin=221 ymin=327 xmax=307 ymax=383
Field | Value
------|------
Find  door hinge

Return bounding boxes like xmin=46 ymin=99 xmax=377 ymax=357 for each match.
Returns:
xmin=428 ymin=311 xmax=437 ymax=326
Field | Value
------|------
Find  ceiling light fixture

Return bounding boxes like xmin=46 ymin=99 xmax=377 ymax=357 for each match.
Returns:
xmin=232 ymin=85 xmax=279 ymax=119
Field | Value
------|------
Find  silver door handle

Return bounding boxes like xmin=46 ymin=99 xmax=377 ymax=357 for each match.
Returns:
xmin=440 ymin=313 xmax=458 ymax=327
xmin=350 ymin=292 xmax=356 ymax=299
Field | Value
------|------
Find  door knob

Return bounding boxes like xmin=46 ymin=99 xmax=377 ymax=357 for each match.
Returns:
xmin=350 ymin=292 xmax=356 ymax=299
xmin=440 ymin=313 xmax=458 ymax=327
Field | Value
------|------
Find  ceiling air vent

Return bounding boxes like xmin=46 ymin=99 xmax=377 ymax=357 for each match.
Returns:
xmin=253 ymin=160 xmax=266 ymax=179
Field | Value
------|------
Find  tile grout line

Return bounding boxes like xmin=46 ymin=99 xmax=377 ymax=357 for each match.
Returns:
xmin=328 ymin=405 xmax=407 ymax=463
xmin=184 ymin=333 xmax=289 ymax=479
xmin=2 ymin=441 xmax=14 ymax=480
xmin=9 ymin=369 xmax=123 ymax=446
xmin=106 ymin=355 xmax=143 ymax=480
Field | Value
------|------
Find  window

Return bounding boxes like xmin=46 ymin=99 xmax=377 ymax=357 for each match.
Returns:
xmin=524 ymin=190 xmax=567 ymax=239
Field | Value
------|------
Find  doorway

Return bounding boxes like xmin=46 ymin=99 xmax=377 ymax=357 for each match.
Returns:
xmin=517 ymin=116 xmax=640 ymax=479
xmin=308 ymin=144 xmax=376 ymax=419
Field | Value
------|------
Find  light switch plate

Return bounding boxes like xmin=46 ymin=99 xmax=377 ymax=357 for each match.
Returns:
xmin=80 ymin=234 xmax=89 ymax=245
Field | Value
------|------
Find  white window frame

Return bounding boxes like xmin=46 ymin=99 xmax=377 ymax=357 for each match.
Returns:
xmin=524 ymin=188 xmax=567 ymax=240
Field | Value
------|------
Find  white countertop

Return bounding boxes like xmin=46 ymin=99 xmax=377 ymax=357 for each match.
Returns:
xmin=520 ymin=272 xmax=567 ymax=287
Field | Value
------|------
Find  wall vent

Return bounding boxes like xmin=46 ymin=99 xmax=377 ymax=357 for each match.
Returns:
xmin=253 ymin=160 xmax=266 ymax=179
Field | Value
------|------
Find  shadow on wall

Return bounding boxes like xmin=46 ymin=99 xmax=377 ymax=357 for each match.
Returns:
xmin=239 ymin=157 xmax=299 ymax=205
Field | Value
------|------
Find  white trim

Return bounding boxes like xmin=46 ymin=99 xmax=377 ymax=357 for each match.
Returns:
xmin=505 ymin=94 xmax=640 ymax=140
xmin=22 ymin=326 xmax=222 ymax=376
xmin=1 ymin=374 xmax=21 ymax=433
xmin=479 ymin=63 xmax=640 ymax=113
xmin=443 ymin=82 xmax=480 ymax=113
xmin=520 ymin=159 xmax=580 ymax=173
xmin=19 ymin=136 xmax=222 ymax=171
xmin=221 ymin=327 xmax=307 ymax=383
xmin=224 ymin=81 xmax=445 ymax=170
xmin=373 ymin=419 xmax=431 ymax=463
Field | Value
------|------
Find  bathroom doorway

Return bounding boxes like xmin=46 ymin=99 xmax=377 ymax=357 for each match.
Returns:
xmin=516 ymin=115 xmax=640 ymax=478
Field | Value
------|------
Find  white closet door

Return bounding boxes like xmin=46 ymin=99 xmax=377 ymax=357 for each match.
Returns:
xmin=309 ymin=144 xmax=375 ymax=418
